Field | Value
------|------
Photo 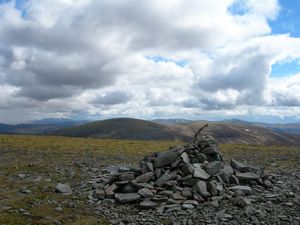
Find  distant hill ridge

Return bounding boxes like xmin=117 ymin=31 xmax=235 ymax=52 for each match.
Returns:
xmin=1 ymin=117 xmax=300 ymax=145
xmin=0 ymin=118 xmax=87 ymax=135
xmin=167 ymin=121 xmax=300 ymax=146
xmin=52 ymin=118 xmax=188 ymax=141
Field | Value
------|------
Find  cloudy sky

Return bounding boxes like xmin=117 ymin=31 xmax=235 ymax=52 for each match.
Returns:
xmin=0 ymin=0 xmax=300 ymax=124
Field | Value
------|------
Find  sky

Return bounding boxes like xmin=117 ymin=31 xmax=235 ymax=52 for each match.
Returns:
xmin=0 ymin=0 xmax=300 ymax=124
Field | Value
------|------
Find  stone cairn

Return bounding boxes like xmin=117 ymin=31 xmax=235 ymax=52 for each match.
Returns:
xmin=97 ymin=124 xmax=268 ymax=210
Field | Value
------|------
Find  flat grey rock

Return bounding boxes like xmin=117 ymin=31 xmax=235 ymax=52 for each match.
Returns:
xmin=220 ymin=165 xmax=234 ymax=176
xmin=206 ymin=161 xmax=222 ymax=175
xmin=156 ymin=170 xmax=177 ymax=187
xmin=183 ymin=200 xmax=199 ymax=205
xmin=117 ymin=173 xmax=135 ymax=181
xmin=139 ymin=199 xmax=157 ymax=209
xmin=159 ymin=190 xmax=174 ymax=197
xmin=230 ymin=159 xmax=249 ymax=172
xmin=193 ymin=167 xmax=210 ymax=180
xmin=134 ymin=182 xmax=154 ymax=189
xmin=172 ymin=192 xmax=186 ymax=200
xmin=115 ymin=193 xmax=141 ymax=203
xmin=138 ymin=188 xmax=154 ymax=198
xmin=134 ymin=172 xmax=154 ymax=183
xmin=182 ymin=203 xmax=194 ymax=209
xmin=236 ymin=172 xmax=260 ymax=181
xmin=229 ymin=185 xmax=252 ymax=195
xmin=55 ymin=183 xmax=72 ymax=195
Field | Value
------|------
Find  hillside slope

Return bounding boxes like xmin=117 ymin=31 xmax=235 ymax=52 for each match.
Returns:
xmin=167 ymin=121 xmax=300 ymax=145
xmin=52 ymin=118 xmax=188 ymax=141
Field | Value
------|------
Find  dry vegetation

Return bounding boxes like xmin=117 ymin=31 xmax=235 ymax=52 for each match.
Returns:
xmin=0 ymin=134 xmax=299 ymax=224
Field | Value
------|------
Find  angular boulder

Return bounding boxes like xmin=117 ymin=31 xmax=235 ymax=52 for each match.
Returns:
xmin=134 ymin=172 xmax=154 ymax=183
xmin=236 ymin=172 xmax=259 ymax=181
xmin=194 ymin=181 xmax=210 ymax=199
xmin=138 ymin=188 xmax=154 ymax=198
xmin=206 ymin=161 xmax=222 ymax=175
xmin=180 ymin=152 xmax=190 ymax=163
xmin=105 ymin=183 xmax=118 ymax=198
xmin=156 ymin=170 xmax=177 ymax=187
xmin=154 ymin=151 xmax=178 ymax=168
xmin=230 ymin=159 xmax=249 ymax=172
xmin=193 ymin=167 xmax=210 ymax=180
xmin=55 ymin=183 xmax=72 ymax=195
xmin=228 ymin=185 xmax=252 ymax=195
xmin=115 ymin=193 xmax=141 ymax=203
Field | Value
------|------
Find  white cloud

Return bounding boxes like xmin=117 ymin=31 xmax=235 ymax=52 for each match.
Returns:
xmin=268 ymin=73 xmax=300 ymax=106
xmin=0 ymin=0 xmax=300 ymax=123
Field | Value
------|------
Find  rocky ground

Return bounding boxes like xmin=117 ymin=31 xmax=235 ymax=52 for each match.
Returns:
xmin=87 ymin=169 xmax=299 ymax=225
xmin=0 ymin=137 xmax=299 ymax=225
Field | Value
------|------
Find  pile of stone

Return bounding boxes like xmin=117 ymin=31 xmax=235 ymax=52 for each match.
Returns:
xmin=94 ymin=125 xmax=270 ymax=210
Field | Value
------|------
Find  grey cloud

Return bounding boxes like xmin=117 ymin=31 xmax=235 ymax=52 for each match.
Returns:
xmin=15 ymin=84 xmax=82 ymax=101
xmin=26 ymin=54 xmax=115 ymax=88
xmin=195 ymin=47 xmax=271 ymax=106
xmin=0 ymin=97 xmax=36 ymax=110
xmin=200 ymin=99 xmax=236 ymax=110
xmin=272 ymin=93 xmax=300 ymax=106
xmin=180 ymin=97 xmax=235 ymax=110
xmin=1 ymin=46 xmax=117 ymax=100
xmin=0 ymin=1 xmax=124 ymax=101
xmin=91 ymin=91 xmax=131 ymax=106
xmin=109 ymin=1 xmax=219 ymax=51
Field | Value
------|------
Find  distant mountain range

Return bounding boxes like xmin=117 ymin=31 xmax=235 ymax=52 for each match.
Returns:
xmin=154 ymin=118 xmax=300 ymax=135
xmin=0 ymin=117 xmax=300 ymax=145
xmin=52 ymin=118 xmax=187 ymax=141
xmin=0 ymin=118 xmax=88 ymax=135
xmin=31 ymin=118 xmax=90 ymax=126
xmin=221 ymin=119 xmax=300 ymax=135
xmin=165 ymin=120 xmax=300 ymax=146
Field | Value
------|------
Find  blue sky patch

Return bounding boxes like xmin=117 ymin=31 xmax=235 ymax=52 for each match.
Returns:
xmin=271 ymin=59 xmax=300 ymax=77
xmin=270 ymin=0 xmax=300 ymax=37
xmin=228 ymin=0 xmax=249 ymax=16
xmin=0 ymin=0 xmax=29 ymax=17
xmin=146 ymin=55 xmax=188 ymax=67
